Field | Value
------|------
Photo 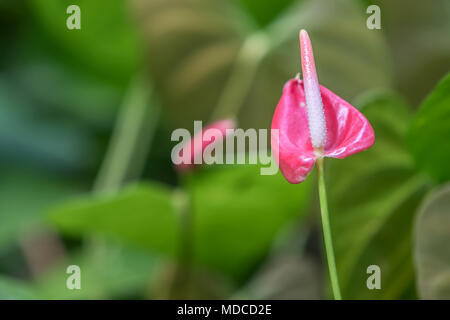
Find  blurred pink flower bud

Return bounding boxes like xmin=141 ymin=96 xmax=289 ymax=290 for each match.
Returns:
xmin=175 ymin=119 xmax=236 ymax=172
xmin=271 ymin=30 xmax=374 ymax=184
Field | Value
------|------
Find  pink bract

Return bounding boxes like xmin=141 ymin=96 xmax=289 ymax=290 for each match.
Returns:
xmin=271 ymin=30 xmax=374 ymax=184
xmin=271 ymin=78 xmax=375 ymax=184
xmin=175 ymin=119 xmax=235 ymax=172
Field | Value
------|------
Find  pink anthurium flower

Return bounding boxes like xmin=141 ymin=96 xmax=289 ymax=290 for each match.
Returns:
xmin=175 ymin=119 xmax=235 ymax=172
xmin=271 ymin=30 xmax=375 ymax=184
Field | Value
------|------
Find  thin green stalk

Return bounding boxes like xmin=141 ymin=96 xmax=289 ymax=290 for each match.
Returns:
xmin=316 ymin=157 xmax=342 ymax=300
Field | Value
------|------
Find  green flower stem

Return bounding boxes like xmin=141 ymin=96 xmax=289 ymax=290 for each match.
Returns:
xmin=316 ymin=157 xmax=342 ymax=300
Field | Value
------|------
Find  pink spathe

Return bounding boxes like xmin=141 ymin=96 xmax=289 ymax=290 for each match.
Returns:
xmin=271 ymin=30 xmax=374 ymax=184
xmin=175 ymin=119 xmax=236 ymax=172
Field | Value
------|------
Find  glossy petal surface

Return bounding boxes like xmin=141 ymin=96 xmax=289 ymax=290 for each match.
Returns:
xmin=271 ymin=79 xmax=316 ymax=184
xmin=271 ymin=78 xmax=375 ymax=183
xmin=321 ymin=85 xmax=375 ymax=159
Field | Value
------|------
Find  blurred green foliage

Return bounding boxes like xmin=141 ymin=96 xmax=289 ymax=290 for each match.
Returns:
xmin=415 ymin=183 xmax=450 ymax=299
xmin=0 ymin=276 xmax=35 ymax=299
xmin=29 ymin=0 xmax=140 ymax=82
xmin=408 ymin=74 xmax=450 ymax=183
xmin=33 ymin=243 xmax=158 ymax=299
xmin=48 ymin=183 xmax=178 ymax=256
xmin=329 ymin=93 xmax=429 ymax=299
xmin=187 ymin=163 xmax=311 ymax=278
xmin=0 ymin=0 xmax=449 ymax=300
xmin=133 ymin=0 xmax=392 ymax=130
xmin=48 ymin=163 xmax=312 ymax=280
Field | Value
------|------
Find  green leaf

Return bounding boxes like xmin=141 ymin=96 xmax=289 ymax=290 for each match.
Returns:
xmin=134 ymin=0 xmax=392 ymax=130
xmin=48 ymin=183 xmax=178 ymax=256
xmin=48 ymin=161 xmax=312 ymax=279
xmin=414 ymin=183 xmax=450 ymax=299
xmin=187 ymin=162 xmax=312 ymax=278
xmin=328 ymin=92 xmax=429 ymax=299
xmin=29 ymin=0 xmax=140 ymax=82
xmin=408 ymin=73 xmax=450 ymax=183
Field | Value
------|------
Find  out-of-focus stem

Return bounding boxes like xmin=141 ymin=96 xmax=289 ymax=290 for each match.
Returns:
xmin=209 ymin=32 xmax=270 ymax=122
xmin=316 ymin=157 xmax=342 ymax=300
xmin=94 ymin=75 xmax=159 ymax=193
xmin=168 ymin=186 xmax=192 ymax=299
xmin=88 ymin=76 xmax=159 ymax=270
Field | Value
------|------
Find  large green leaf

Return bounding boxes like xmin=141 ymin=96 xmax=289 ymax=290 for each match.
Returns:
xmin=48 ymin=161 xmax=312 ymax=279
xmin=134 ymin=0 xmax=391 ymax=130
xmin=48 ymin=183 xmax=178 ymax=256
xmin=187 ymin=162 xmax=312 ymax=278
xmin=408 ymin=73 xmax=450 ymax=183
xmin=327 ymin=92 xmax=429 ymax=299
xmin=414 ymin=183 xmax=450 ymax=299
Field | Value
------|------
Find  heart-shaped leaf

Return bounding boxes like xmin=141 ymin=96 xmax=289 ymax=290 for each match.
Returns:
xmin=48 ymin=183 xmax=179 ymax=256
